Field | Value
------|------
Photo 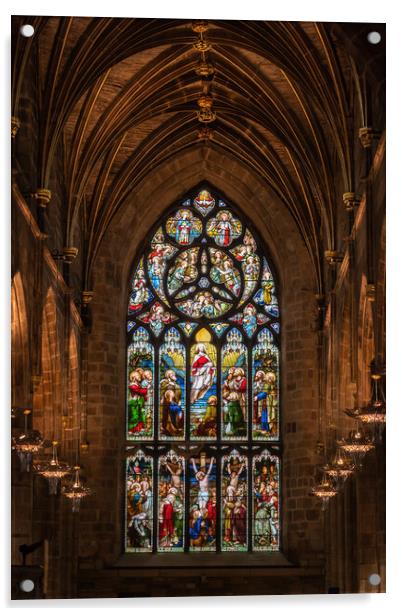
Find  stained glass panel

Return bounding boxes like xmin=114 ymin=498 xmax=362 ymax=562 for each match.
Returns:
xmin=212 ymin=286 xmax=232 ymax=300
xmin=221 ymin=450 xmax=248 ymax=551
xmin=229 ymin=303 xmax=269 ymax=338
xmin=158 ymin=451 xmax=185 ymax=551
xmin=126 ymin=452 xmax=153 ymax=552
xmin=189 ymin=453 xmax=217 ymax=551
xmin=209 ymin=322 xmax=229 ymax=337
xmin=147 ymin=227 xmax=177 ymax=303
xmin=231 ymin=229 xmax=261 ymax=306
xmin=127 ymin=327 xmax=154 ymax=440
xmin=176 ymin=286 xmax=196 ymax=299
xmin=190 ymin=328 xmax=217 ymax=440
xmin=253 ymin=452 xmax=280 ymax=550
xmin=177 ymin=291 xmax=231 ymax=319
xmin=194 ymin=189 xmax=215 ymax=216
xmin=206 ymin=210 xmax=242 ymax=247
xmin=125 ymin=187 xmax=281 ymax=555
xmin=210 ymin=249 xmax=241 ymax=297
xmin=166 ymin=209 xmax=202 ymax=245
xmin=128 ymin=257 xmax=154 ymax=314
xmin=221 ymin=329 xmax=248 ymax=440
xmin=138 ymin=301 xmax=177 ymax=337
xmin=254 ymin=258 xmax=279 ymax=317
xmin=159 ymin=328 xmax=186 ymax=440
xmin=167 ymin=248 xmax=199 ymax=296
xmin=252 ymin=329 xmax=279 ymax=439
xmin=178 ymin=321 xmax=198 ymax=337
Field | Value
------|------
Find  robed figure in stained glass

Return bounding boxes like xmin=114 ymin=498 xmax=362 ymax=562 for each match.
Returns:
xmin=166 ymin=209 xmax=202 ymax=245
xmin=253 ymin=370 xmax=271 ymax=433
xmin=160 ymin=370 xmax=184 ymax=437
xmin=126 ymin=454 xmax=153 ymax=552
xmin=189 ymin=455 xmax=217 ymax=550
xmin=190 ymin=344 xmax=216 ymax=404
xmin=127 ymin=368 xmax=153 ymax=434
xmin=253 ymin=454 xmax=280 ymax=549
xmin=222 ymin=453 xmax=248 ymax=550
xmin=158 ymin=453 xmax=185 ymax=551
xmin=222 ymin=367 xmax=247 ymax=437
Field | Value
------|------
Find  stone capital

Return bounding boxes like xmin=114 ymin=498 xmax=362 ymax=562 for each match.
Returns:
xmin=342 ymin=192 xmax=360 ymax=212
xmin=358 ymin=127 xmax=374 ymax=149
xmin=324 ymin=250 xmax=344 ymax=266
xmin=11 ymin=116 xmax=21 ymax=139
xmin=32 ymin=188 xmax=52 ymax=208
xmin=367 ymin=283 xmax=376 ymax=302
xmin=63 ymin=247 xmax=79 ymax=263
xmin=82 ymin=290 xmax=94 ymax=305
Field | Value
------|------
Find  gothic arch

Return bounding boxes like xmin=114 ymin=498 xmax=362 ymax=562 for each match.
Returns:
xmin=11 ymin=272 xmax=30 ymax=407
xmin=124 ymin=184 xmax=281 ymax=554
xmin=39 ymin=287 xmax=62 ymax=438
xmin=357 ymin=275 xmax=375 ymax=405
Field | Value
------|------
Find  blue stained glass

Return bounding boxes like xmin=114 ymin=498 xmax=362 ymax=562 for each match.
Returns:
xmin=178 ymin=321 xmax=198 ymax=337
xmin=159 ymin=328 xmax=186 ymax=440
xmin=229 ymin=304 xmax=269 ymax=338
xmin=127 ymin=321 xmax=135 ymax=332
xmin=209 ymin=322 xmax=229 ymax=337
xmin=166 ymin=210 xmax=202 ymax=246
xmin=252 ymin=329 xmax=279 ymax=440
xmin=253 ymin=258 xmax=279 ymax=317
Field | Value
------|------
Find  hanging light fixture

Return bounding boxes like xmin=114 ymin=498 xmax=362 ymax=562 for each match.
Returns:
xmin=310 ymin=473 xmax=338 ymax=510
xmin=358 ymin=373 xmax=386 ymax=425
xmin=62 ymin=465 xmax=93 ymax=512
xmin=337 ymin=429 xmax=374 ymax=467
xmin=34 ymin=440 xmax=73 ymax=494
xmin=344 ymin=371 xmax=386 ymax=424
xmin=12 ymin=409 xmax=46 ymax=472
xmin=321 ymin=448 xmax=355 ymax=488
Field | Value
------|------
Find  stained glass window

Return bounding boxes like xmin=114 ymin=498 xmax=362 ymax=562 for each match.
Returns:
xmin=125 ymin=186 xmax=281 ymax=553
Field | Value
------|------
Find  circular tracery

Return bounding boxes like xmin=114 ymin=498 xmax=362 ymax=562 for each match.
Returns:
xmin=128 ymin=188 xmax=279 ymax=344
xmin=144 ymin=191 xmax=262 ymax=320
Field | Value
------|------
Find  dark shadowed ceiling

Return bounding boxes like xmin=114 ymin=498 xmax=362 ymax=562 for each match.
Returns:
xmin=12 ymin=17 xmax=385 ymax=293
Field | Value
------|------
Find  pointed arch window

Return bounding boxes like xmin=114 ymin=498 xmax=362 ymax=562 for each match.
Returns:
xmin=125 ymin=186 xmax=281 ymax=554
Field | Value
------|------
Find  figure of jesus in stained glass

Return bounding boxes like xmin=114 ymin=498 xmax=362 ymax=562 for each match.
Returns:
xmin=189 ymin=454 xmax=217 ymax=551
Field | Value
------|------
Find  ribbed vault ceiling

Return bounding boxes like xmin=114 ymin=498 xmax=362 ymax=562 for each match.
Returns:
xmin=12 ymin=17 xmax=385 ymax=293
